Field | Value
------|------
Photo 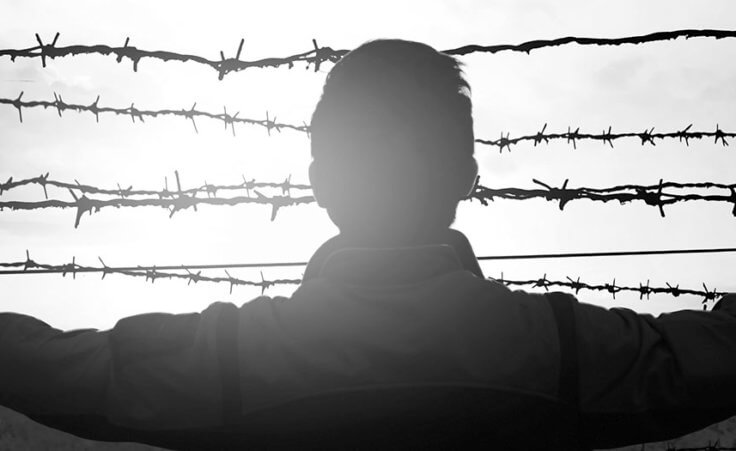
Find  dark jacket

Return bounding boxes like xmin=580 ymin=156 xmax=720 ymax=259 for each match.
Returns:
xmin=1 ymin=232 xmax=735 ymax=450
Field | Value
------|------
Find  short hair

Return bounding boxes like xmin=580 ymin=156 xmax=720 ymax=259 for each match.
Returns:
xmin=310 ymin=39 xmax=475 ymax=234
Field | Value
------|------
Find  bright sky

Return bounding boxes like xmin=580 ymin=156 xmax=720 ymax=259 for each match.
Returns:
xmin=1 ymin=0 xmax=735 ymax=330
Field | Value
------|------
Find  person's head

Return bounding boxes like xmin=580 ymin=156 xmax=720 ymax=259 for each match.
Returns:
xmin=309 ymin=39 xmax=478 ymax=244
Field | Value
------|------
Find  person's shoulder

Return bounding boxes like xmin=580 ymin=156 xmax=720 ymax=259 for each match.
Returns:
xmin=467 ymin=274 xmax=554 ymax=305
xmin=714 ymin=293 xmax=736 ymax=312
xmin=236 ymin=295 xmax=293 ymax=310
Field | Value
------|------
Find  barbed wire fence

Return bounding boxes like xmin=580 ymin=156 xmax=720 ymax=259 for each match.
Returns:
xmin=0 ymin=32 xmax=734 ymax=301
xmin=0 ymin=29 xmax=733 ymax=315
xmin=2 ymin=25 xmax=736 ymax=450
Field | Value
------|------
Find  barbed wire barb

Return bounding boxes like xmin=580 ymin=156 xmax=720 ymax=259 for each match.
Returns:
xmin=715 ymin=123 xmax=729 ymax=146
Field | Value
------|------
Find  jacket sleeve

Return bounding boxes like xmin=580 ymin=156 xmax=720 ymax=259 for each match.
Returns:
xmin=105 ymin=302 xmax=233 ymax=430
xmin=0 ymin=301 xmax=234 ymax=431
xmin=0 ymin=313 xmax=110 ymax=416
xmin=573 ymin=293 xmax=736 ymax=448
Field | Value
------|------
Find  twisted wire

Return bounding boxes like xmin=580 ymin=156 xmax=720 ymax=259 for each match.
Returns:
xmin=469 ymin=177 xmax=736 ymax=218
xmin=477 ymin=123 xmax=735 ymax=151
xmin=0 ymin=252 xmax=299 ymax=294
xmin=0 ymin=172 xmax=308 ymax=198
xmin=2 ymin=173 xmax=736 ymax=227
xmin=491 ymin=273 xmax=725 ymax=308
xmin=0 ymin=92 xmax=308 ymax=136
xmin=4 ymin=94 xmax=736 ymax=155
xmin=2 ymin=29 xmax=736 ymax=79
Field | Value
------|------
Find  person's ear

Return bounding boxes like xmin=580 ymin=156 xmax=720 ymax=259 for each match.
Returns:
xmin=457 ymin=158 xmax=479 ymax=199
xmin=308 ymin=161 xmax=329 ymax=208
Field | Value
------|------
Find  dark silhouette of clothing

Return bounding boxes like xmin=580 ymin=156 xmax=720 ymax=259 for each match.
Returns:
xmin=1 ymin=230 xmax=735 ymax=450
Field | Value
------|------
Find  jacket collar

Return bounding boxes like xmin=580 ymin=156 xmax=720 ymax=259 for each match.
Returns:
xmin=303 ymin=229 xmax=484 ymax=285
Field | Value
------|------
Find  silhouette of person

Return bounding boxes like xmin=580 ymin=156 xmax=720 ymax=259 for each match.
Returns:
xmin=1 ymin=39 xmax=736 ymax=450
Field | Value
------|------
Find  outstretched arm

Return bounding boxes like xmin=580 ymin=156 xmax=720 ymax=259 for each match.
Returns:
xmin=0 ymin=301 xmax=236 ymax=437
xmin=0 ymin=313 xmax=110 ymax=416
xmin=574 ymin=294 xmax=736 ymax=448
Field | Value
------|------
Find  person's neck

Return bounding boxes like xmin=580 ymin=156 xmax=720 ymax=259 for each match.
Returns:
xmin=304 ymin=227 xmax=485 ymax=280
xmin=338 ymin=227 xmax=455 ymax=248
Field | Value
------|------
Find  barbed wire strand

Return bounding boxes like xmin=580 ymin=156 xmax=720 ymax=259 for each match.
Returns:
xmin=0 ymin=34 xmax=345 ymax=79
xmin=5 ymin=94 xmax=736 ymax=154
xmin=477 ymin=123 xmax=735 ymax=151
xmin=469 ymin=177 xmax=736 ymax=219
xmin=0 ymin=251 xmax=728 ymax=306
xmin=2 ymin=29 xmax=736 ymax=79
xmin=0 ymin=251 xmax=300 ymax=295
xmin=4 ymin=173 xmax=735 ymax=201
xmin=0 ymin=192 xmax=313 ymax=227
xmin=491 ymin=274 xmax=725 ymax=308
xmin=0 ymin=172 xmax=309 ymax=199
xmin=0 ymin=170 xmax=313 ymax=226
xmin=0 ymin=93 xmax=308 ymax=136
xmin=2 ymin=173 xmax=736 ymax=227
xmin=1 ymin=246 xmax=733 ymax=273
